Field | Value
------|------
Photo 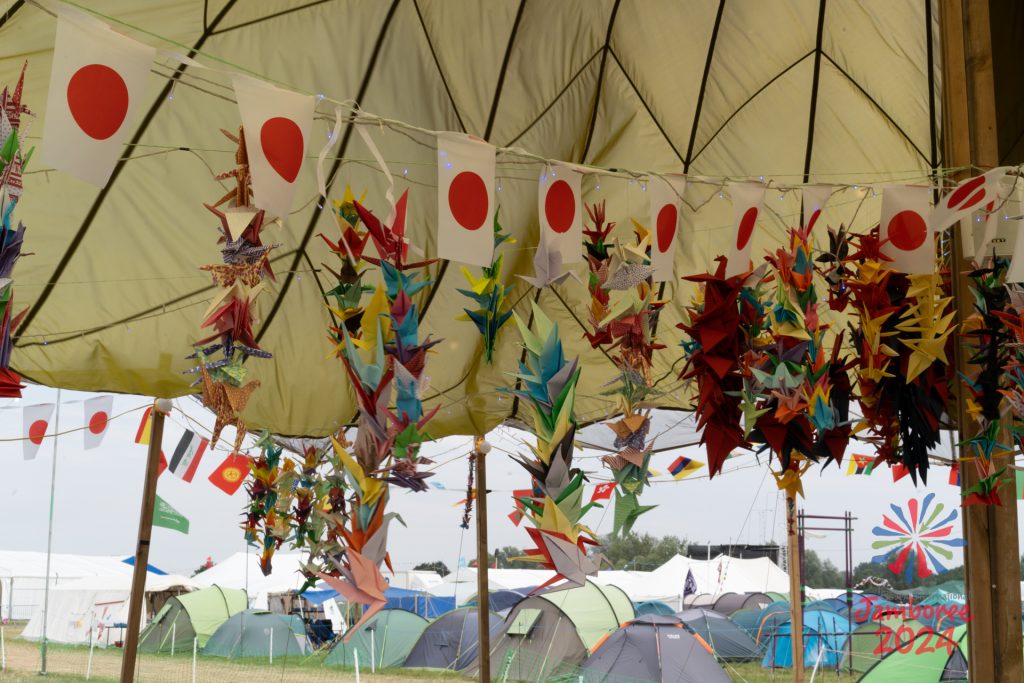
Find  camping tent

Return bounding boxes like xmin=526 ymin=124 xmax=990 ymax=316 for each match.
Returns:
xmin=711 ymin=593 xmax=746 ymax=615
xmin=472 ymin=580 xmax=635 ymax=681
xmin=325 ymin=608 xmax=428 ymax=670
xmin=190 ymin=552 xmax=307 ymax=610
xmin=203 ymin=609 xmax=311 ymax=658
xmin=859 ymin=624 xmax=970 ymax=683
xmin=21 ymin=573 xmax=195 ymax=647
xmin=729 ymin=608 xmax=762 ymax=638
xmin=634 ymin=600 xmax=676 ymax=617
xmin=465 ymin=589 xmax=530 ymax=615
xmin=761 ymin=610 xmax=852 ymax=669
xmin=841 ymin=617 xmax=924 ymax=673
xmin=676 ymin=608 xmax=760 ymax=661
xmin=581 ymin=614 xmax=731 ymax=683
xmin=138 ymin=585 xmax=247 ymax=652
xmin=650 ymin=556 xmax=790 ymax=603
xmin=753 ymin=601 xmax=791 ymax=644
xmin=403 ymin=607 xmax=501 ymax=671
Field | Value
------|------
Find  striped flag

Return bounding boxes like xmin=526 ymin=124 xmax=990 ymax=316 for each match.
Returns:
xmin=846 ymin=454 xmax=875 ymax=476
xmin=135 ymin=406 xmax=153 ymax=445
xmin=891 ymin=463 xmax=910 ymax=483
xmin=168 ymin=430 xmax=208 ymax=483
xmin=669 ymin=456 xmax=704 ymax=480
xmin=949 ymin=463 xmax=960 ymax=487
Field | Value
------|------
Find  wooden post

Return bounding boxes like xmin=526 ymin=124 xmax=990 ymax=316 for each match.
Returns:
xmin=119 ymin=399 xmax=171 ymax=683
xmin=474 ymin=437 xmax=491 ymax=683
xmin=786 ymin=492 xmax=803 ymax=682
xmin=941 ymin=2 xmax=1024 ymax=682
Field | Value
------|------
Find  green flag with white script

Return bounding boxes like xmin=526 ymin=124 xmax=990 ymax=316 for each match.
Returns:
xmin=153 ymin=495 xmax=189 ymax=535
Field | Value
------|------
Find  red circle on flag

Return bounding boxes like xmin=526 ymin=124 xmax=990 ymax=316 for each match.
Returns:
xmin=448 ymin=171 xmax=488 ymax=230
xmin=888 ymin=210 xmax=928 ymax=251
xmin=88 ymin=411 xmax=109 ymax=435
xmin=66 ymin=64 xmax=129 ymax=141
xmin=545 ymin=179 xmax=575 ymax=234
xmin=656 ymin=204 xmax=677 ymax=253
xmin=29 ymin=419 xmax=47 ymax=445
xmin=946 ymin=176 xmax=987 ymax=211
xmin=736 ymin=207 xmax=758 ymax=249
xmin=260 ymin=117 xmax=304 ymax=183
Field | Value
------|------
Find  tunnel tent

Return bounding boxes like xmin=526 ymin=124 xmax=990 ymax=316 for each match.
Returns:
xmin=710 ymin=592 xmax=745 ymax=615
xmin=753 ymin=601 xmax=791 ymax=644
xmin=403 ymin=607 xmax=502 ymax=671
xmin=676 ymin=608 xmax=760 ymax=661
xmin=471 ymin=579 xmax=635 ymax=681
xmin=634 ymin=599 xmax=676 ymax=617
xmin=203 ymin=609 xmax=311 ymax=658
xmin=841 ymin=617 xmax=925 ymax=673
xmin=728 ymin=608 xmax=762 ymax=638
xmin=325 ymin=608 xmax=428 ymax=670
xmin=137 ymin=585 xmax=247 ymax=652
xmin=736 ymin=592 xmax=774 ymax=613
xmin=581 ymin=614 xmax=731 ymax=683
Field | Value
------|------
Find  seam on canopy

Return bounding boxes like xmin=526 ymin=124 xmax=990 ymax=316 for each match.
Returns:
xmin=209 ymin=0 xmax=335 ymax=36
xmin=801 ymin=0 xmax=828 ymax=185
xmin=0 ymin=0 xmax=25 ymax=28
xmin=12 ymin=0 xmax=242 ymax=343
xmin=580 ymin=0 xmax=623 ymax=163
xmin=607 ymin=47 xmax=685 ymax=165
xmin=254 ymin=0 xmax=401 ymax=345
xmin=411 ymin=0 xmax=468 ymax=135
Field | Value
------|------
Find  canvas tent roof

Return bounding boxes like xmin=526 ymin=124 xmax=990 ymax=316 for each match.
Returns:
xmin=649 ymin=555 xmax=790 ymax=601
xmin=190 ymin=552 xmax=307 ymax=610
xmin=581 ymin=614 xmax=731 ymax=683
xmin=138 ymin=585 xmax=248 ymax=652
xmin=326 ymin=608 xmax=429 ymax=670
xmin=0 ymin=1 xmax=943 ymax=437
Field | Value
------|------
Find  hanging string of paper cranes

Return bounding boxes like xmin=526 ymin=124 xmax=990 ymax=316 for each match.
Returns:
xmin=22 ymin=1 xmax=1024 ymax=612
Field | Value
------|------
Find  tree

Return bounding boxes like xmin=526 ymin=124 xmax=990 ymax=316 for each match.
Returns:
xmin=599 ymin=533 xmax=688 ymax=571
xmin=414 ymin=560 xmax=450 ymax=577
xmin=802 ymin=550 xmax=843 ymax=588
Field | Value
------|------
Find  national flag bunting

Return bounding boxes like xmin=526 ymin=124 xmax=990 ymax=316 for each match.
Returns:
xmin=208 ymin=452 xmax=249 ymax=495
xmin=1016 ymin=469 xmax=1024 ymax=500
xmin=590 ymin=482 xmax=616 ymax=501
xmin=846 ymin=454 xmax=875 ymax=476
xmin=668 ymin=456 xmax=704 ymax=480
xmin=892 ymin=463 xmax=910 ymax=483
xmin=153 ymin=495 xmax=189 ymax=535
xmin=83 ymin=395 xmax=112 ymax=450
xmin=949 ymin=463 xmax=960 ymax=487
xmin=168 ymin=430 xmax=208 ymax=483
xmin=23 ymin=403 xmax=55 ymax=460
xmin=135 ymin=406 xmax=153 ymax=445
xmin=437 ymin=132 xmax=495 ymax=266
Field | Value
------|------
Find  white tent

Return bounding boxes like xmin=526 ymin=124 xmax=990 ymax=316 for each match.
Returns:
xmin=427 ymin=567 xmax=556 ymax=604
xmin=190 ymin=552 xmax=307 ymax=610
xmin=0 ymin=551 xmax=137 ymax=621
xmin=642 ymin=554 xmax=790 ymax=602
xmin=21 ymin=573 xmax=196 ymax=647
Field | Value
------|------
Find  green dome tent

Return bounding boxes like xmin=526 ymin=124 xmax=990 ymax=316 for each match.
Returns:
xmin=470 ymin=580 xmax=635 ymax=682
xmin=841 ymin=616 xmax=924 ymax=673
xmin=203 ymin=609 xmax=311 ymax=659
xmin=859 ymin=624 xmax=969 ymax=683
xmin=138 ymin=585 xmax=247 ymax=653
xmin=325 ymin=608 xmax=428 ymax=669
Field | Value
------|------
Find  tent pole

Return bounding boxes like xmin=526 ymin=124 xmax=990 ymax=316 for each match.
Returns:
xmin=785 ymin=492 xmax=803 ymax=683
xmin=474 ymin=436 xmax=491 ymax=683
xmin=940 ymin=1 xmax=1024 ymax=682
xmin=119 ymin=399 xmax=171 ymax=683
xmin=39 ymin=387 xmax=61 ymax=674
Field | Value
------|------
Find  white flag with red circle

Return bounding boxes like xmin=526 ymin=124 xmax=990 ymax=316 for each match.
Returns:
xmin=538 ymin=163 xmax=583 ymax=263
xmin=931 ymin=167 xmax=1013 ymax=234
xmin=881 ymin=185 xmax=933 ymax=273
xmin=40 ymin=13 xmax=155 ymax=187
xmin=726 ymin=181 xmax=765 ymax=277
xmin=437 ymin=132 xmax=495 ymax=266
xmin=232 ymin=75 xmax=314 ymax=221
xmin=648 ymin=174 xmax=686 ymax=282
xmin=802 ymin=184 xmax=834 ymax=232
xmin=23 ymin=403 xmax=55 ymax=460
xmin=83 ymin=394 xmax=113 ymax=450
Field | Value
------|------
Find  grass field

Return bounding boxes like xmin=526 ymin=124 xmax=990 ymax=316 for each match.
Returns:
xmin=0 ymin=622 xmax=858 ymax=682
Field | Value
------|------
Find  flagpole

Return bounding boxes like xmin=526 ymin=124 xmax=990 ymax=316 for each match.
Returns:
xmin=120 ymin=399 xmax=171 ymax=683
xmin=39 ymin=387 xmax=60 ymax=675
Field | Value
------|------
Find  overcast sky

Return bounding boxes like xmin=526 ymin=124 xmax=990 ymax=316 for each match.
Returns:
xmin=1 ymin=383 xmax=1009 ymax=583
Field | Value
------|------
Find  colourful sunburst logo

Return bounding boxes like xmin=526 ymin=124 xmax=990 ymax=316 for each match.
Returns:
xmin=870 ymin=492 xmax=965 ymax=583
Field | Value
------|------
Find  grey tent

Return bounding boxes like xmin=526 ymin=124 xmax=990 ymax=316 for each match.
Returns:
xmin=710 ymin=593 xmax=745 ymax=615
xmin=472 ymin=580 xmax=635 ymax=682
xmin=736 ymin=593 xmax=773 ymax=613
xmin=325 ymin=609 xmax=428 ymax=669
xmin=203 ymin=610 xmax=311 ymax=658
xmin=581 ymin=615 xmax=731 ymax=683
xmin=403 ymin=607 xmax=501 ymax=671
xmin=677 ymin=608 xmax=760 ymax=662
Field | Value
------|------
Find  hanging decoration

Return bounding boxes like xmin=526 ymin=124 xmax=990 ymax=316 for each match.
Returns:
xmin=320 ymin=186 xmax=371 ymax=339
xmin=185 ymin=128 xmax=272 ymax=452
xmin=0 ymin=62 xmax=31 ymax=398
xmin=244 ymin=431 xmax=294 ymax=575
xmin=581 ymin=202 xmax=665 ymax=535
xmin=870 ymin=493 xmax=965 ymax=583
xmin=506 ymin=303 xmax=601 ymax=589
xmin=460 ymin=450 xmax=476 ymax=529
xmin=457 ymin=211 xmax=515 ymax=363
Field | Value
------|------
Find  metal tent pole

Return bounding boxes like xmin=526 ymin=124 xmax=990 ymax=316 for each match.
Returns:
xmin=39 ymin=387 xmax=61 ymax=674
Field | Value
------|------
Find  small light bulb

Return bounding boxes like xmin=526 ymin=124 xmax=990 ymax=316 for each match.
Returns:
xmin=402 ymin=168 xmax=409 ymax=176
xmin=445 ymin=162 xmax=453 ymax=170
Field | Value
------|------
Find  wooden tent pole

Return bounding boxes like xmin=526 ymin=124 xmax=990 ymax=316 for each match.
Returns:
xmin=474 ymin=437 xmax=491 ymax=683
xmin=940 ymin=2 xmax=1024 ymax=681
xmin=786 ymin=492 xmax=803 ymax=682
xmin=119 ymin=399 xmax=171 ymax=683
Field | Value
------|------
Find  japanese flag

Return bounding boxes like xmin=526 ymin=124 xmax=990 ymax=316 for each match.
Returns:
xmin=83 ymin=394 xmax=113 ymax=450
xmin=232 ymin=75 xmax=314 ymax=221
xmin=437 ymin=132 xmax=495 ymax=266
xmin=538 ymin=162 xmax=583 ymax=263
xmin=23 ymin=403 xmax=55 ymax=460
xmin=649 ymin=174 xmax=686 ymax=282
xmin=40 ymin=12 xmax=155 ymax=186
xmin=880 ymin=185 xmax=933 ymax=274
xmin=726 ymin=181 xmax=765 ymax=277
xmin=931 ymin=167 xmax=1013 ymax=233
xmin=802 ymin=184 xmax=834 ymax=232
